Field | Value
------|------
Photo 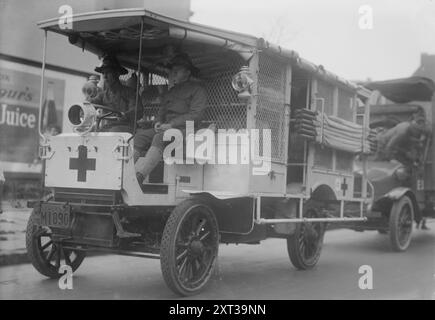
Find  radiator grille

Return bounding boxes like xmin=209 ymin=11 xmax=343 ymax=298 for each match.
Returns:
xmin=53 ymin=188 xmax=117 ymax=205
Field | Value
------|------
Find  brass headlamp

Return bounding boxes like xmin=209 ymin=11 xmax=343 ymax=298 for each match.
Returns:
xmin=231 ymin=66 xmax=254 ymax=100
xmin=68 ymin=102 xmax=98 ymax=135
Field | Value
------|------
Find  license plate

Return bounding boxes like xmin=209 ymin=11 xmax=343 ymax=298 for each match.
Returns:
xmin=40 ymin=204 xmax=71 ymax=228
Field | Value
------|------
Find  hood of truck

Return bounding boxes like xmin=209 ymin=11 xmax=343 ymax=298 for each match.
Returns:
xmin=44 ymin=132 xmax=132 ymax=190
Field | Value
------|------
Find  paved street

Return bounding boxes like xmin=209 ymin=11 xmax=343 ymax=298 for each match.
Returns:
xmin=1 ymin=221 xmax=434 ymax=300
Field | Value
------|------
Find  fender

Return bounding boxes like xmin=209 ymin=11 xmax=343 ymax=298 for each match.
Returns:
xmin=383 ymin=187 xmax=412 ymax=200
xmin=186 ymin=190 xmax=249 ymax=200
xmin=185 ymin=190 xmax=255 ymax=235
xmin=377 ymin=187 xmax=421 ymax=221
xmin=310 ymin=183 xmax=338 ymax=201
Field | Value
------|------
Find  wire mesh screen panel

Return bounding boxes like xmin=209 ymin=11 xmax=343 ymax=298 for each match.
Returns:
xmin=125 ymin=53 xmax=247 ymax=128
xmin=257 ymin=53 xmax=287 ymax=162
xmin=119 ymin=69 xmax=146 ymax=90
xmin=141 ymin=73 xmax=168 ymax=121
xmin=201 ymin=54 xmax=247 ymax=130
xmin=148 ymin=74 xmax=168 ymax=86
xmin=118 ymin=68 xmax=159 ymax=120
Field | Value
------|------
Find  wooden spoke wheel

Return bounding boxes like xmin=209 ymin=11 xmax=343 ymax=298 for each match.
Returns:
xmin=160 ymin=198 xmax=219 ymax=296
xmin=26 ymin=210 xmax=86 ymax=278
xmin=389 ymin=195 xmax=414 ymax=252
xmin=287 ymin=208 xmax=325 ymax=270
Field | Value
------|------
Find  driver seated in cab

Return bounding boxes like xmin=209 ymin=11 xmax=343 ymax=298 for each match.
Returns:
xmin=84 ymin=55 xmax=142 ymax=132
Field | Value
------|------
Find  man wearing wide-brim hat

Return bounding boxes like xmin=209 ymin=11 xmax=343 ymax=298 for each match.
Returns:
xmin=87 ymin=55 xmax=141 ymax=131
xmin=134 ymin=53 xmax=208 ymax=184
xmin=375 ymin=112 xmax=428 ymax=163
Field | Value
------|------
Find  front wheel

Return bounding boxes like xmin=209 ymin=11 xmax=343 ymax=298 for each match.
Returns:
xmin=160 ymin=198 xmax=219 ymax=296
xmin=26 ymin=210 xmax=86 ymax=278
xmin=389 ymin=195 xmax=414 ymax=252
xmin=287 ymin=207 xmax=325 ymax=270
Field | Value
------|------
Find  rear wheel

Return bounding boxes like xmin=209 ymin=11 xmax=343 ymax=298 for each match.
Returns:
xmin=160 ymin=198 xmax=219 ymax=296
xmin=26 ymin=210 xmax=86 ymax=278
xmin=389 ymin=195 xmax=414 ymax=252
xmin=287 ymin=207 xmax=325 ymax=270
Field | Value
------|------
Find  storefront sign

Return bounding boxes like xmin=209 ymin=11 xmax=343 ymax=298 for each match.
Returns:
xmin=0 ymin=67 xmax=65 ymax=164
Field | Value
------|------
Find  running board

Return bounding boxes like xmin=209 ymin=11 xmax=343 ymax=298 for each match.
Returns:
xmin=62 ymin=245 xmax=160 ymax=259
xmin=257 ymin=217 xmax=367 ymax=224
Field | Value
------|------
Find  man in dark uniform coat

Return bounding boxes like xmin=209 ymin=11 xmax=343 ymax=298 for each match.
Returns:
xmin=88 ymin=55 xmax=141 ymax=132
xmin=134 ymin=53 xmax=208 ymax=183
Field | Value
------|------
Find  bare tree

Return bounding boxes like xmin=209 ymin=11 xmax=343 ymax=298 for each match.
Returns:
xmin=261 ymin=15 xmax=301 ymax=46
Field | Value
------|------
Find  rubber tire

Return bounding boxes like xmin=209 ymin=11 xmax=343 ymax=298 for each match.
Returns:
xmin=26 ymin=209 xmax=86 ymax=278
xmin=389 ymin=195 xmax=414 ymax=252
xmin=287 ymin=208 xmax=325 ymax=270
xmin=160 ymin=198 xmax=219 ymax=296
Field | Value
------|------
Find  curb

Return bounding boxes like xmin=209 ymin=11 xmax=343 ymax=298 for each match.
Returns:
xmin=0 ymin=251 xmax=108 ymax=267
xmin=0 ymin=252 xmax=29 ymax=266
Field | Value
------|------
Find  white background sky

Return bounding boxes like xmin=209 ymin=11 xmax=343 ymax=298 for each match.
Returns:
xmin=190 ymin=0 xmax=435 ymax=81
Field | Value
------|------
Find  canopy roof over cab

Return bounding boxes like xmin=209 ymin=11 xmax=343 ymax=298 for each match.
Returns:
xmin=38 ymin=8 xmax=359 ymax=89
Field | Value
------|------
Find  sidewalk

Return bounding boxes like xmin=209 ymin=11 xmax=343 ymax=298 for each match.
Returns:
xmin=0 ymin=200 xmax=32 ymax=266
xmin=0 ymin=200 xmax=106 ymax=266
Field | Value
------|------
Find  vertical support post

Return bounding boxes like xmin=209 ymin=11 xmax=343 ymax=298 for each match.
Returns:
xmin=247 ymin=50 xmax=259 ymax=130
xmin=38 ymin=30 xmax=48 ymax=196
xmin=340 ymin=200 xmax=344 ymax=218
xmin=256 ymin=196 xmax=261 ymax=223
xmin=38 ymin=30 xmax=48 ymax=143
xmin=130 ymin=17 xmax=145 ymax=141
xmin=318 ymin=97 xmax=325 ymax=144
xmin=302 ymin=79 xmax=312 ymax=190
xmin=299 ymin=197 xmax=304 ymax=219
xmin=302 ymin=140 xmax=308 ymax=189
xmin=361 ymin=96 xmax=370 ymax=200
xmin=283 ymin=64 xmax=292 ymax=188
xmin=304 ymin=79 xmax=319 ymax=192
xmin=332 ymin=86 xmax=338 ymax=172
xmin=332 ymin=87 xmax=339 ymax=117
xmin=248 ymin=50 xmax=259 ymax=193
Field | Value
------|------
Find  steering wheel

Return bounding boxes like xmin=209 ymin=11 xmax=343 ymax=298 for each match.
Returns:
xmin=92 ymin=103 xmax=124 ymax=118
xmin=91 ymin=103 xmax=126 ymax=130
